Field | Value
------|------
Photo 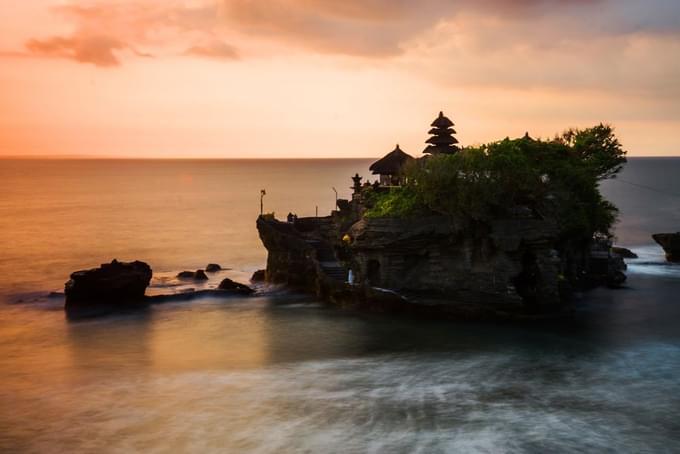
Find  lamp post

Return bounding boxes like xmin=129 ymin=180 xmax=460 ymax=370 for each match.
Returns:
xmin=260 ymin=189 xmax=266 ymax=215
xmin=332 ymin=187 xmax=338 ymax=209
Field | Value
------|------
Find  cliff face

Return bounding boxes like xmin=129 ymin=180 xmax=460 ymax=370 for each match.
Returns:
xmin=652 ymin=233 xmax=680 ymax=262
xmin=347 ymin=216 xmax=561 ymax=311
xmin=257 ymin=212 xmax=571 ymax=319
xmin=256 ymin=217 xmax=319 ymax=291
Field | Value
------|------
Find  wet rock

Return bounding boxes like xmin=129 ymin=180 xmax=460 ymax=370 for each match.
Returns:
xmin=205 ymin=263 xmax=222 ymax=272
xmin=148 ymin=288 xmax=254 ymax=303
xmin=218 ymin=278 xmax=254 ymax=294
xmin=612 ymin=246 xmax=638 ymax=259
xmin=177 ymin=270 xmax=209 ymax=280
xmin=250 ymin=269 xmax=266 ymax=283
xmin=65 ymin=260 xmax=152 ymax=317
xmin=652 ymin=233 xmax=680 ymax=262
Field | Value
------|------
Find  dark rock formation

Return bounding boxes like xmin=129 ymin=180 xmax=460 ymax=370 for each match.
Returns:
xmin=147 ymin=288 xmax=251 ymax=303
xmin=612 ymin=246 xmax=638 ymax=259
xmin=257 ymin=214 xmax=571 ymax=319
xmin=218 ymin=278 xmax=254 ymax=294
xmin=177 ymin=270 xmax=209 ymax=280
xmin=65 ymin=260 xmax=152 ymax=317
xmin=256 ymin=217 xmax=320 ymax=291
xmin=64 ymin=260 xmax=257 ymax=318
xmin=257 ymin=210 xmax=629 ymax=320
xmin=205 ymin=263 xmax=222 ymax=272
xmin=347 ymin=216 xmax=562 ymax=312
xmin=652 ymin=233 xmax=680 ymax=262
xmin=251 ymin=269 xmax=266 ymax=283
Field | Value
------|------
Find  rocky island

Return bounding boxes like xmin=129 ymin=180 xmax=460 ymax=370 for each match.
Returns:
xmin=257 ymin=112 xmax=629 ymax=320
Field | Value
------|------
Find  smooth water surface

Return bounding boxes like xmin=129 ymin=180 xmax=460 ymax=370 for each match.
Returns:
xmin=1 ymin=158 xmax=679 ymax=453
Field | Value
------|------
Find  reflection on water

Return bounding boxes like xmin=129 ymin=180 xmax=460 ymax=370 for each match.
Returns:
xmin=2 ymin=277 xmax=680 ymax=452
xmin=1 ymin=158 xmax=680 ymax=452
xmin=0 ymin=159 xmax=372 ymax=296
xmin=66 ymin=309 xmax=154 ymax=373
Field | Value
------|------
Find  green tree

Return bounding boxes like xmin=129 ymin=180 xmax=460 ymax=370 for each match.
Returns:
xmin=366 ymin=124 xmax=627 ymax=241
xmin=558 ymin=123 xmax=627 ymax=180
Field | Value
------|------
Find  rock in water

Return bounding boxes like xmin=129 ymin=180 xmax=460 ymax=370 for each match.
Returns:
xmin=218 ymin=278 xmax=254 ymax=294
xmin=652 ymin=233 xmax=680 ymax=262
xmin=177 ymin=270 xmax=209 ymax=280
xmin=250 ymin=269 xmax=265 ymax=283
xmin=612 ymin=246 xmax=638 ymax=259
xmin=65 ymin=260 xmax=152 ymax=316
xmin=205 ymin=263 xmax=222 ymax=272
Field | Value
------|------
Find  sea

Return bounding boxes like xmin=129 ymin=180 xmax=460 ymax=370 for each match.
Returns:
xmin=0 ymin=157 xmax=679 ymax=453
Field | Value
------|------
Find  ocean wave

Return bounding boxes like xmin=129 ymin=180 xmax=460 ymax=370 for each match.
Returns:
xmin=625 ymin=245 xmax=680 ymax=278
xmin=3 ymin=348 xmax=679 ymax=453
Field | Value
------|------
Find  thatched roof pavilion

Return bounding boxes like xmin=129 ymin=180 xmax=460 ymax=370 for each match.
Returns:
xmin=369 ymin=144 xmax=415 ymax=186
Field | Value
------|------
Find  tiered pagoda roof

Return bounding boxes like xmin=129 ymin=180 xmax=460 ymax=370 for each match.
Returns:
xmin=423 ymin=111 xmax=459 ymax=155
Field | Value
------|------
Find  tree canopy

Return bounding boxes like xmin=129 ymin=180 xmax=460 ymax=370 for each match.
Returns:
xmin=365 ymin=124 xmax=627 ymax=242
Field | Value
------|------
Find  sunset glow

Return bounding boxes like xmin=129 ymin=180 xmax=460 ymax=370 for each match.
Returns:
xmin=1 ymin=0 xmax=679 ymax=157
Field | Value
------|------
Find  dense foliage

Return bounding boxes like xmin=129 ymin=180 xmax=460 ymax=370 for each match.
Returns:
xmin=365 ymin=124 xmax=627 ymax=241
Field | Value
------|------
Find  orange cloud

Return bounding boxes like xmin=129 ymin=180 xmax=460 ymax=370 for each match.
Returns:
xmin=184 ymin=41 xmax=239 ymax=59
xmin=22 ymin=1 xmax=225 ymax=66
xmin=25 ymin=32 xmax=147 ymax=67
xmin=16 ymin=0 xmax=680 ymax=66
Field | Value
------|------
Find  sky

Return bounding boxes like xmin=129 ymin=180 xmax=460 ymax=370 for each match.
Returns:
xmin=1 ymin=0 xmax=679 ymax=158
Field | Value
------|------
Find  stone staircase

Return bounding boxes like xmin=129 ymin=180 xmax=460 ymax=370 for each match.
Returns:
xmin=306 ymin=239 xmax=347 ymax=282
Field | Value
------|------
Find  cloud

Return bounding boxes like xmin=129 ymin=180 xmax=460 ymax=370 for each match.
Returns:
xmin=26 ymin=32 xmax=133 ymax=67
xmin=14 ymin=0 xmax=680 ymax=75
xmin=184 ymin=41 xmax=239 ymax=59
xmin=22 ymin=0 xmax=226 ymax=66
xmin=219 ymin=0 xmax=680 ymax=57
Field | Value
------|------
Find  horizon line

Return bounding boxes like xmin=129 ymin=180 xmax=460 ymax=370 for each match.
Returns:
xmin=1 ymin=154 xmax=679 ymax=160
xmin=0 ymin=155 xmax=381 ymax=160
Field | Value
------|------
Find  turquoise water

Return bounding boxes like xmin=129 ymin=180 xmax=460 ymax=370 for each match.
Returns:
xmin=1 ymin=158 xmax=679 ymax=453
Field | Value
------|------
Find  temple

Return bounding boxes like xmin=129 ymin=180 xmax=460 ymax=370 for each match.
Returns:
xmin=368 ymin=144 xmax=414 ymax=186
xmin=423 ymin=111 xmax=459 ymax=155
xmin=256 ymin=111 xmax=626 ymax=320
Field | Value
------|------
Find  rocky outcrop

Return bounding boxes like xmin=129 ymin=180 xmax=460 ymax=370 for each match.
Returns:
xmin=65 ymin=260 xmax=152 ymax=316
xmin=177 ymin=270 xmax=209 ymax=280
xmin=256 ymin=214 xmax=582 ymax=319
xmin=218 ymin=278 xmax=254 ymax=294
xmin=652 ymin=233 xmax=680 ymax=262
xmin=65 ymin=260 xmax=257 ymax=318
xmin=251 ymin=269 xmax=266 ymax=282
xmin=256 ymin=216 xmax=319 ymax=291
xmin=206 ymin=263 xmax=222 ymax=272
xmin=612 ymin=246 xmax=638 ymax=259
xmin=347 ymin=216 xmax=562 ymax=313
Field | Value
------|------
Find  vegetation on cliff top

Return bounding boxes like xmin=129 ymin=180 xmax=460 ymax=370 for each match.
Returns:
xmin=365 ymin=124 xmax=627 ymax=241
